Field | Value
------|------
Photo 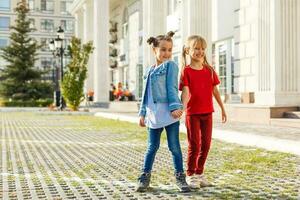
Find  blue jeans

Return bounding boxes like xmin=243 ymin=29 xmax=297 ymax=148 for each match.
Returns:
xmin=142 ymin=121 xmax=183 ymax=173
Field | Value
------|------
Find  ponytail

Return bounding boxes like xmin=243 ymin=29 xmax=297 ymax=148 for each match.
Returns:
xmin=166 ymin=31 xmax=175 ymax=38
xmin=147 ymin=31 xmax=175 ymax=47
xmin=147 ymin=37 xmax=157 ymax=46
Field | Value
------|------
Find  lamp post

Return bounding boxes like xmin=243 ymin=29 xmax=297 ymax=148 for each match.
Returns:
xmin=49 ymin=26 xmax=65 ymax=110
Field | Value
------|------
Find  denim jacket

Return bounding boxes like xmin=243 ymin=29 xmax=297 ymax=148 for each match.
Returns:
xmin=138 ymin=60 xmax=183 ymax=117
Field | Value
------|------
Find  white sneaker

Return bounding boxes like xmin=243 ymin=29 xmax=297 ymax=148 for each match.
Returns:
xmin=186 ymin=175 xmax=199 ymax=189
xmin=195 ymin=174 xmax=213 ymax=187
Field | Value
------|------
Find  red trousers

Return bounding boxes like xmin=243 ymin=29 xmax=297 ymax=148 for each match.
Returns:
xmin=185 ymin=113 xmax=213 ymax=176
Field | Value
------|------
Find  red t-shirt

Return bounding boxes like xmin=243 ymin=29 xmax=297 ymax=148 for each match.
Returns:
xmin=179 ymin=65 xmax=220 ymax=115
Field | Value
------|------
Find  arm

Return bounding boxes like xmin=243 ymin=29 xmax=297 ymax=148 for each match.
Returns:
xmin=138 ymin=67 xmax=150 ymax=126
xmin=213 ymin=86 xmax=227 ymax=123
xmin=166 ymin=61 xmax=183 ymax=111
xmin=181 ymin=86 xmax=190 ymax=111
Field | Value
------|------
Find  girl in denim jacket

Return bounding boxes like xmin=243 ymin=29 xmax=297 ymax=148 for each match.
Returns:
xmin=136 ymin=32 xmax=190 ymax=193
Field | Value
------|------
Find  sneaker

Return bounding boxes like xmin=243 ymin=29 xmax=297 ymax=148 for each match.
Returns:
xmin=196 ymin=174 xmax=213 ymax=187
xmin=186 ymin=175 xmax=199 ymax=189
xmin=136 ymin=172 xmax=151 ymax=192
xmin=175 ymin=172 xmax=191 ymax=192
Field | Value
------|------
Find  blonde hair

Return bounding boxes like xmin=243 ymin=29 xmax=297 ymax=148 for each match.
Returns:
xmin=181 ymin=35 xmax=214 ymax=76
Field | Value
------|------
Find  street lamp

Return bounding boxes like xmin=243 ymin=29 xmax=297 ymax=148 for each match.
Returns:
xmin=49 ymin=26 xmax=65 ymax=110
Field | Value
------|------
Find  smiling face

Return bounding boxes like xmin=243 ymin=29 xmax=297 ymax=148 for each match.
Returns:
xmin=153 ymin=40 xmax=173 ymax=65
xmin=188 ymin=41 xmax=206 ymax=63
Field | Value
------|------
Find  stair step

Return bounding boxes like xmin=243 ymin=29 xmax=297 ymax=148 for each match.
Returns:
xmin=270 ymin=118 xmax=300 ymax=128
xmin=283 ymin=111 xmax=300 ymax=119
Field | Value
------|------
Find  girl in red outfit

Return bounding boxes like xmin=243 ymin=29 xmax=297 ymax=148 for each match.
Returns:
xmin=180 ymin=35 xmax=227 ymax=189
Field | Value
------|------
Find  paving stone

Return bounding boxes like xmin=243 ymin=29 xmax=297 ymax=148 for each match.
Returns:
xmin=0 ymin=112 xmax=299 ymax=200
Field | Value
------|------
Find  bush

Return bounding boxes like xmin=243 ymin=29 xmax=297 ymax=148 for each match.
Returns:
xmin=1 ymin=99 xmax=53 ymax=107
xmin=61 ymin=37 xmax=94 ymax=111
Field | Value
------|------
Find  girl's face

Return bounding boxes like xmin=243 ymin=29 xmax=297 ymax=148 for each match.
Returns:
xmin=188 ymin=41 xmax=206 ymax=63
xmin=153 ymin=40 xmax=173 ymax=65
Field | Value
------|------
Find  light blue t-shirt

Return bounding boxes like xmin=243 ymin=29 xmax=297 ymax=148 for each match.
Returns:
xmin=145 ymin=67 xmax=179 ymax=129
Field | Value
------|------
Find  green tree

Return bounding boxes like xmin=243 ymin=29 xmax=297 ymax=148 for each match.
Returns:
xmin=61 ymin=37 xmax=94 ymax=111
xmin=0 ymin=0 xmax=53 ymax=101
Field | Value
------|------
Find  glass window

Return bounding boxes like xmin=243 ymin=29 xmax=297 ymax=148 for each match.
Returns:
xmin=60 ymin=20 xmax=74 ymax=33
xmin=40 ymin=38 xmax=52 ymax=51
xmin=40 ymin=19 xmax=54 ymax=32
xmin=28 ymin=0 xmax=34 ymax=10
xmin=29 ymin=18 xmax=35 ymax=28
xmin=60 ymin=1 xmax=72 ymax=14
xmin=219 ymin=44 xmax=227 ymax=95
xmin=0 ymin=37 xmax=8 ymax=48
xmin=0 ymin=17 xmax=10 ymax=30
xmin=41 ymin=0 xmax=54 ymax=13
xmin=0 ymin=0 xmax=10 ymax=10
xmin=40 ymin=57 xmax=54 ymax=80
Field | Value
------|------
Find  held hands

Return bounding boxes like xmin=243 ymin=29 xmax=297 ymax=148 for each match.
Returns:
xmin=139 ymin=116 xmax=146 ymax=127
xmin=171 ymin=109 xmax=183 ymax=119
xmin=139 ymin=109 xmax=183 ymax=127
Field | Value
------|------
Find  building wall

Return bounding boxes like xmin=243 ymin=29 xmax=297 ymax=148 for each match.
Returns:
xmin=0 ymin=0 xmax=74 ymax=81
xmin=70 ymin=0 xmax=300 ymax=106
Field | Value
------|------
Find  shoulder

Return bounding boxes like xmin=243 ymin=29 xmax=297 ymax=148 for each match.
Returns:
xmin=145 ymin=65 xmax=154 ymax=73
xmin=204 ymin=65 xmax=216 ymax=73
xmin=183 ymin=65 xmax=191 ymax=73
xmin=164 ymin=60 xmax=178 ymax=68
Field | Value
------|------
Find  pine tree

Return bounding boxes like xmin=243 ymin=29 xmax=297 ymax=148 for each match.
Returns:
xmin=0 ymin=0 xmax=53 ymax=100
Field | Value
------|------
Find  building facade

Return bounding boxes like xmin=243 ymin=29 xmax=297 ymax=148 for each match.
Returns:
xmin=0 ymin=0 xmax=75 ymax=81
xmin=70 ymin=0 xmax=300 ymax=111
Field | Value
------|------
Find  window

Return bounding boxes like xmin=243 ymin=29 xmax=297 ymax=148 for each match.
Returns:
xmin=40 ymin=19 xmax=54 ymax=32
xmin=60 ymin=20 xmax=74 ymax=33
xmin=0 ymin=17 xmax=10 ymax=30
xmin=28 ymin=0 xmax=34 ymax=10
xmin=41 ymin=57 xmax=52 ymax=68
xmin=29 ymin=18 xmax=35 ymax=28
xmin=0 ymin=37 xmax=8 ymax=48
xmin=60 ymin=1 xmax=72 ymax=14
xmin=41 ymin=0 xmax=54 ymax=13
xmin=218 ymin=44 xmax=227 ymax=95
xmin=40 ymin=38 xmax=51 ymax=51
xmin=41 ymin=57 xmax=54 ymax=80
xmin=0 ymin=0 xmax=10 ymax=10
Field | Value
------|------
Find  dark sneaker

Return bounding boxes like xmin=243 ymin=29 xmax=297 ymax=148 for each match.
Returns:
xmin=136 ymin=172 xmax=151 ymax=192
xmin=175 ymin=172 xmax=191 ymax=192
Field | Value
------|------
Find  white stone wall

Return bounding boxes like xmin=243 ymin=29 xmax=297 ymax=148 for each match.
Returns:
xmin=212 ymin=0 xmax=237 ymax=42
xmin=255 ymin=0 xmax=300 ymax=106
xmin=70 ymin=0 xmax=300 ymax=106
xmin=234 ymin=0 xmax=256 ymax=93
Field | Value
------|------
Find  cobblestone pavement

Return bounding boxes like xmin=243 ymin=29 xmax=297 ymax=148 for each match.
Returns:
xmin=1 ymin=112 xmax=300 ymax=199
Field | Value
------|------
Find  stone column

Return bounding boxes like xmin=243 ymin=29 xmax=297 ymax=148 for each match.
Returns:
xmin=255 ymin=0 xmax=300 ymax=106
xmin=82 ymin=1 xmax=94 ymax=92
xmin=181 ymin=0 xmax=212 ymax=63
xmin=142 ymin=0 xmax=168 ymax=67
xmin=93 ymin=0 xmax=109 ymax=105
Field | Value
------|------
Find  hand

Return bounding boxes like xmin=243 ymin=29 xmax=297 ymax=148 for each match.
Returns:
xmin=139 ymin=116 xmax=146 ymax=127
xmin=171 ymin=109 xmax=183 ymax=119
xmin=221 ymin=110 xmax=227 ymax=123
